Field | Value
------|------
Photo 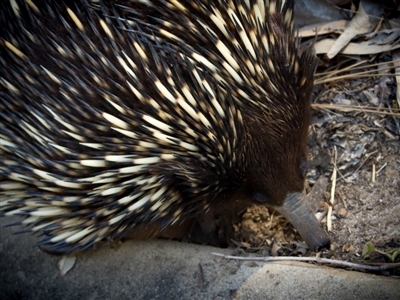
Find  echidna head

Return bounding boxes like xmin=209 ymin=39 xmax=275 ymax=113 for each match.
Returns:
xmin=239 ymin=93 xmax=331 ymax=251
xmin=243 ymin=109 xmax=310 ymax=207
xmin=231 ymin=43 xmax=331 ymax=251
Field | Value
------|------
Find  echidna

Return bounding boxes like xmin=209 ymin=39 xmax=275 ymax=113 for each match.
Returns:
xmin=0 ymin=0 xmax=330 ymax=254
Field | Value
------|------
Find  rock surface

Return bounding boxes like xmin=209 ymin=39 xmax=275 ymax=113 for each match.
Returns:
xmin=1 ymin=217 xmax=399 ymax=300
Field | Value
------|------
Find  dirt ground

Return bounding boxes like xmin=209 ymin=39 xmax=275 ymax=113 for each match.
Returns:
xmin=235 ymin=146 xmax=400 ymax=264
xmin=234 ymin=73 xmax=400 ymax=275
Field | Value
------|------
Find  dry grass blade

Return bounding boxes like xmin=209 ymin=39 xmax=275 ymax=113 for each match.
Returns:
xmin=311 ymin=104 xmax=400 ymax=117
xmin=315 ymin=59 xmax=400 ymax=85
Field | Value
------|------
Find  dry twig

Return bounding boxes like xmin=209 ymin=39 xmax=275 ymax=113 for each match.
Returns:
xmin=212 ymin=252 xmax=400 ymax=271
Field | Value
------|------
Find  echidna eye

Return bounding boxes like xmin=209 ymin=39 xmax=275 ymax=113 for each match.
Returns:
xmin=251 ymin=192 xmax=269 ymax=204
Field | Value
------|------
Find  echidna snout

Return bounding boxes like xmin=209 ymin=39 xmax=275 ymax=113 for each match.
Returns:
xmin=0 ymin=0 xmax=330 ymax=254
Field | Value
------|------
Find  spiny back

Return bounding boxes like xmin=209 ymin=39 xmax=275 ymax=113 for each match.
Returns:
xmin=0 ymin=0 xmax=315 ymax=254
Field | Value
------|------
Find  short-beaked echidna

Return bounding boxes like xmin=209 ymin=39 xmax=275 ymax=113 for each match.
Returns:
xmin=0 ymin=0 xmax=330 ymax=254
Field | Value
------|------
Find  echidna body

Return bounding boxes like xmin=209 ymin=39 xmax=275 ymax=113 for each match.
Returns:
xmin=0 ymin=0 xmax=330 ymax=254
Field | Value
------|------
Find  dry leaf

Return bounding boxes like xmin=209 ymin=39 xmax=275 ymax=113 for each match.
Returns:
xmin=299 ymin=20 xmax=348 ymax=38
xmin=326 ymin=1 xmax=382 ymax=58
xmin=58 ymin=255 xmax=76 ymax=276
xmin=314 ymin=38 xmax=400 ymax=55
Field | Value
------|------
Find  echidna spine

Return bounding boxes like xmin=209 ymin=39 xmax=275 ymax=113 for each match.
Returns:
xmin=1 ymin=0 xmax=330 ymax=254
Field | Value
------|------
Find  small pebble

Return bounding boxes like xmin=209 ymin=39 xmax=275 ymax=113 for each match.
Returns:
xmin=338 ymin=208 xmax=348 ymax=218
